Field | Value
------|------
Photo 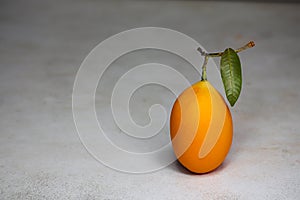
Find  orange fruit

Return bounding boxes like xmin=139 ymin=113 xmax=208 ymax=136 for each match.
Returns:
xmin=170 ymin=80 xmax=233 ymax=173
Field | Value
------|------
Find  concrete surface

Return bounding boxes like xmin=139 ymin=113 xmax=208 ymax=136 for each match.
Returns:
xmin=0 ymin=0 xmax=300 ymax=199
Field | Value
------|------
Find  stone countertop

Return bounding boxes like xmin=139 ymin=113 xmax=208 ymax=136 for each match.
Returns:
xmin=0 ymin=0 xmax=299 ymax=199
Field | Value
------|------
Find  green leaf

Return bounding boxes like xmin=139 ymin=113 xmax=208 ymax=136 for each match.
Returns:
xmin=220 ymin=48 xmax=242 ymax=106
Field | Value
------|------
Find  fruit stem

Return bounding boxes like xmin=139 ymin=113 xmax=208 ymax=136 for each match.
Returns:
xmin=235 ymin=41 xmax=255 ymax=53
xmin=201 ymin=55 xmax=209 ymax=81
xmin=197 ymin=41 xmax=255 ymax=81
xmin=197 ymin=41 xmax=255 ymax=58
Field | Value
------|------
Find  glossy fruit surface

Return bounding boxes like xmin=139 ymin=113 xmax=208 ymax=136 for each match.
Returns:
xmin=170 ymin=81 xmax=233 ymax=173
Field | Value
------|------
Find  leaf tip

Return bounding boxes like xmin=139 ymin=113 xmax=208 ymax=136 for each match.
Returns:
xmin=229 ymin=100 xmax=236 ymax=107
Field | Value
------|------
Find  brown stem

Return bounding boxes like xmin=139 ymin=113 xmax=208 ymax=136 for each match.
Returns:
xmin=235 ymin=41 xmax=255 ymax=53
xmin=197 ymin=41 xmax=255 ymax=57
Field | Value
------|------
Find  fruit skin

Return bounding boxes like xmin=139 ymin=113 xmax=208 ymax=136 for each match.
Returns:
xmin=170 ymin=81 xmax=233 ymax=173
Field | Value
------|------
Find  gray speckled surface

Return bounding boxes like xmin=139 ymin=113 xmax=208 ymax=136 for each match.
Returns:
xmin=0 ymin=0 xmax=300 ymax=199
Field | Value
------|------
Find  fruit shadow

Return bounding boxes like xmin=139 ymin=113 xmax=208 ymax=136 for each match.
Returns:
xmin=169 ymin=159 xmax=230 ymax=175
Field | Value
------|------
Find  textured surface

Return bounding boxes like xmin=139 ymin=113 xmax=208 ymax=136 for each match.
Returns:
xmin=1 ymin=0 xmax=300 ymax=199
